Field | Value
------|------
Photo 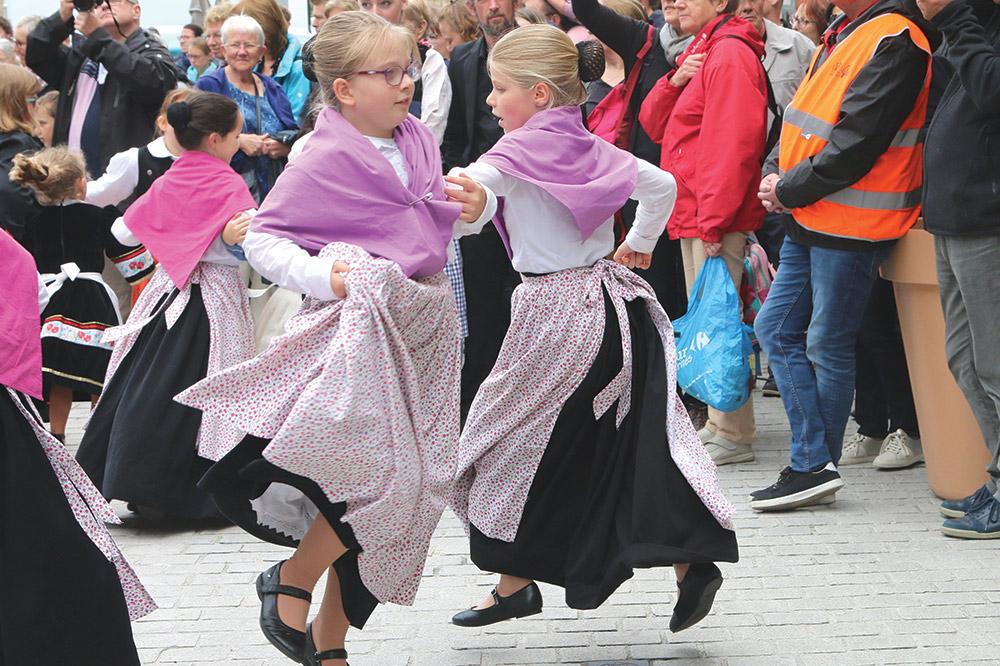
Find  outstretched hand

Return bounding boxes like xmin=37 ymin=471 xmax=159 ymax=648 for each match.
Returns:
xmin=222 ymin=211 xmax=252 ymax=245
xmin=613 ymin=241 xmax=652 ymax=270
xmin=444 ymin=173 xmax=488 ymax=222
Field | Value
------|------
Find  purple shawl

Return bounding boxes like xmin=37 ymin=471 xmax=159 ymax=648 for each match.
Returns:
xmin=479 ymin=105 xmax=638 ymax=257
xmin=0 ymin=231 xmax=43 ymax=398
xmin=253 ymin=108 xmax=461 ymax=278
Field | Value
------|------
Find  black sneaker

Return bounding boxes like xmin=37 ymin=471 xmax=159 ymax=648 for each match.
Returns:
xmin=750 ymin=466 xmax=844 ymax=511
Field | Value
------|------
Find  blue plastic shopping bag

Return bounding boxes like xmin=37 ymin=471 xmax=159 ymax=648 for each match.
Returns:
xmin=672 ymin=256 xmax=753 ymax=412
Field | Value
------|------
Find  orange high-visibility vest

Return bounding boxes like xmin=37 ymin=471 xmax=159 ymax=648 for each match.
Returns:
xmin=778 ymin=14 xmax=932 ymax=242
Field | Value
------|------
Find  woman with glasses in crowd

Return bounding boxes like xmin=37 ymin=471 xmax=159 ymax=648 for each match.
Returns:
xmin=197 ymin=14 xmax=298 ymax=204
xmin=791 ymin=0 xmax=833 ymax=44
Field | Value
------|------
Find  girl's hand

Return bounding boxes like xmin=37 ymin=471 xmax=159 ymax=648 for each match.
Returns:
xmin=444 ymin=173 xmax=488 ymax=222
xmin=238 ymin=133 xmax=265 ymax=157
xmin=222 ymin=211 xmax=252 ymax=245
xmin=330 ymin=260 xmax=351 ymax=299
xmin=613 ymin=242 xmax=652 ymax=269
xmin=670 ymin=53 xmax=706 ymax=88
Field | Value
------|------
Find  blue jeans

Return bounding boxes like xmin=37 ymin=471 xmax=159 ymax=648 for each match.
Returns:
xmin=755 ymin=238 xmax=890 ymax=472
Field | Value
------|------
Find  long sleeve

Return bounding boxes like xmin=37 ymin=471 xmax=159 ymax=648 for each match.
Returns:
xmin=243 ymin=230 xmax=337 ymax=301
xmin=86 ymin=147 xmax=140 ymax=208
xmin=25 ymin=12 xmax=72 ymax=91
xmin=79 ymin=28 xmax=178 ymax=106
xmin=446 ymin=167 xmax=498 ymax=238
xmin=572 ymin=0 xmax=650 ymax=71
xmin=696 ymin=42 xmax=767 ymax=242
xmin=777 ymin=32 xmax=929 ymax=209
xmin=420 ymin=49 xmax=452 ymax=146
xmin=626 ymin=158 xmax=675 ymax=253
xmin=112 ymin=217 xmax=141 ymax=246
xmin=638 ymin=75 xmax=684 ymax=145
xmin=932 ymin=1 xmax=1000 ymax=112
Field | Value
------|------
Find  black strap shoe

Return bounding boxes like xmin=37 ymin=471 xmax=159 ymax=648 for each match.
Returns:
xmin=256 ymin=560 xmax=312 ymax=661
xmin=669 ymin=562 xmax=723 ymax=633
xmin=451 ymin=582 xmax=543 ymax=627
xmin=304 ymin=622 xmax=349 ymax=665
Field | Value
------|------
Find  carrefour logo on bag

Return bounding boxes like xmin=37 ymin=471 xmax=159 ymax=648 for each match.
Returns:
xmin=676 ymin=330 xmax=711 ymax=370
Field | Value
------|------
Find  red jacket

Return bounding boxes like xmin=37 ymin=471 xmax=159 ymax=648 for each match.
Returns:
xmin=639 ymin=15 xmax=768 ymax=242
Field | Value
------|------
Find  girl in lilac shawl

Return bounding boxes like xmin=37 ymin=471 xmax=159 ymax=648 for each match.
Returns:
xmin=176 ymin=12 xmax=495 ymax=666
xmin=449 ymin=25 xmax=739 ymax=634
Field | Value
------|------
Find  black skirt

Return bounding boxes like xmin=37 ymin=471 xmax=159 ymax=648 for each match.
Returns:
xmin=41 ymin=279 xmax=120 ymax=397
xmin=470 ymin=291 xmax=739 ymax=610
xmin=199 ymin=436 xmax=379 ymax=629
xmin=0 ymin=390 xmax=139 ymax=665
xmin=76 ymin=285 xmax=220 ymax=520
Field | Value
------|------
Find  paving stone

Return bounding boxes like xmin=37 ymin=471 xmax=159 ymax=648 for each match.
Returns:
xmin=58 ymin=388 xmax=1000 ymax=665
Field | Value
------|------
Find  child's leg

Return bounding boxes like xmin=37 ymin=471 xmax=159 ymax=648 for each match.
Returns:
xmin=311 ymin=566 xmax=350 ymax=665
xmin=48 ymin=385 xmax=73 ymax=438
xmin=277 ymin=514 xmax=348 ymax=632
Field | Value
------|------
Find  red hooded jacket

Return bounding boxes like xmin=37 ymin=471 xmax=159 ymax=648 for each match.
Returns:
xmin=639 ymin=15 xmax=768 ymax=243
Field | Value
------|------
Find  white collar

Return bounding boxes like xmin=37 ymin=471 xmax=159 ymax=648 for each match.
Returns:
xmin=147 ymin=136 xmax=179 ymax=160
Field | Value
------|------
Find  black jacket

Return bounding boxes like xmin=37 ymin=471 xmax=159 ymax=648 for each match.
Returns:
xmin=0 ymin=132 xmax=43 ymax=243
xmin=573 ymin=0 xmax=666 ymax=167
xmin=922 ymin=0 xmax=1000 ymax=237
xmin=773 ymin=0 xmax=938 ymax=251
xmin=26 ymin=13 xmax=177 ymax=176
xmin=441 ymin=38 xmax=493 ymax=172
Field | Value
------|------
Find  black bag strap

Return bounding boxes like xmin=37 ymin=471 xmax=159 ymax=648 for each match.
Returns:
xmin=715 ymin=32 xmax=783 ymax=163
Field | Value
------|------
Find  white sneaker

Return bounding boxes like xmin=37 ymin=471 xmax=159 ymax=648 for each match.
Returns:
xmin=697 ymin=427 xmax=715 ymax=444
xmin=840 ymin=432 xmax=883 ymax=465
xmin=705 ymin=434 xmax=755 ymax=465
xmin=872 ymin=430 xmax=924 ymax=469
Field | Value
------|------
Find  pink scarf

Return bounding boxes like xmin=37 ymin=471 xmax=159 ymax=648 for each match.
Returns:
xmin=123 ymin=151 xmax=256 ymax=288
xmin=0 ymin=231 xmax=43 ymax=398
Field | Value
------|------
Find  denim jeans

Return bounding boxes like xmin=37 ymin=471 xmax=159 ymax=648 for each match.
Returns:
xmin=755 ymin=238 xmax=890 ymax=472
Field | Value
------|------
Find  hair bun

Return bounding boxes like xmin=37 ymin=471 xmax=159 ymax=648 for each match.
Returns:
xmin=10 ymin=153 xmax=50 ymax=185
xmin=167 ymin=101 xmax=193 ymax=130
xmin=576 ymin=40 xmax=605 ymax=84
xmin=301 ymin=37 xmax=317 ymax=83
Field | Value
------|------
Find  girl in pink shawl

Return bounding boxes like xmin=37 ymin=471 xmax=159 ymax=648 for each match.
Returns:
xmin=448 ymin=25 xmax=739 ymax=634
xmin=175 ymin=13 xmax=495 ymax=666
xmin=0 ymin=230 xmax=156 ymax=665
xmin=76 ymin=92 xmax=257 ymax=522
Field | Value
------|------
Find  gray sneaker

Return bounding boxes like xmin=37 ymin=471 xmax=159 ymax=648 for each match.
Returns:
xmin=705 ymin=434 xmax=755 ymax=465
xmin=872 ymin=430 xmax=923 ymax=470
xmin=840 ymin=432 xmax=883 ymax=465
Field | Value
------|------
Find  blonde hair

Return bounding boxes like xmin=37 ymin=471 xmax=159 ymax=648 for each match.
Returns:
xmin=325 ymin=0 xmax=360 ymax=16
xmin=311 ymin=12 xmax=417 ymax=108
xmin=403 ymin=0 xmax=434 ymax=36
xmin=9 ymin=147 xmax=87 ymax=205
xmin=0 ymin=64 xmax=40 ymax=134
xmin=205 ymin=2 xmax=234 ymax=26
xmin=34 ymin=91 xmax=59 ymax=120
xmin=600 ymin=0 xmax=647 ymax=21
xmin=488 ymin=25 xmax=594 ymax=109
xmin=437 ymin=1 xmax=480 ymax=41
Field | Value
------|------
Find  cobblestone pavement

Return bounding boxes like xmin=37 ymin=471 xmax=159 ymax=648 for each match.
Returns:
xmin=64 ymin=388 xmax=999 ymax=666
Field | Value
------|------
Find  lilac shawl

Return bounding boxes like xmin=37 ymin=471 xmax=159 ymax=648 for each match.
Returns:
xmin=253 ymin=108 xmax=461 ymax=278
xmin=479 ymin=106 xmax=638 ymax=257
xmin=0 ymin=231 xmax=43 ymax=398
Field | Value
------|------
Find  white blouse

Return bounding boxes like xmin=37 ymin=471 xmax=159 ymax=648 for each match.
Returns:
xmin=111 ymin=217 xmax=246 ymax=268
xmin=244 ymin=136 xmax=497 ymax=301
xmin=86 ymin=137 xmax=179 ymax=209
xmin=450 ymin=157 xmax=677 ymax=275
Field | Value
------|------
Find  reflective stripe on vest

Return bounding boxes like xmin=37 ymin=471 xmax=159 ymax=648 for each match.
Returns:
xmin=778 ymin=14 xmax=932 ymax=242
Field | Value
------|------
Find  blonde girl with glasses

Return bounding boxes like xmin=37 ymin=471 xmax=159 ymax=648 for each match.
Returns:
xmin=177 ymin=12 xmax=496 ymax=666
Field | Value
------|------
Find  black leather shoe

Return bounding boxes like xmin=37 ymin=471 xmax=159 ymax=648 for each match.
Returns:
xmin=303 ymin=622 xmax=349 ymax=665
xmin=256 ymin=561 xmax=312 ymax=662
xmin=670 ymin=563 xmax=723 ymax=633
xmin=451 ymin=582 xmax=543 ymax=627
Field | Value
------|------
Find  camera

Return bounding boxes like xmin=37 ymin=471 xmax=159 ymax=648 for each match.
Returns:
xmin=73 ymin=0 xmax=106 ymax=11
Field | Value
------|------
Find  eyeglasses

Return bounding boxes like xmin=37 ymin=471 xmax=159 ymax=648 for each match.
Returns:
xmin=225 ymin=42 xmax=261 ymax=52
xmin=351 ymin=62 xmax=421 ymax=86
xmin=790 ymin=15 xmax=814 ymax=26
